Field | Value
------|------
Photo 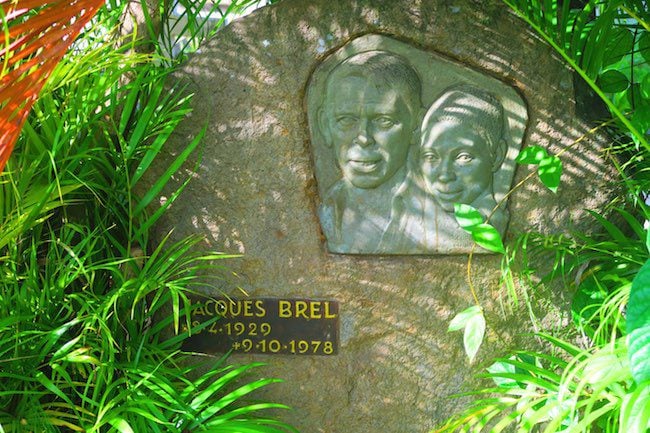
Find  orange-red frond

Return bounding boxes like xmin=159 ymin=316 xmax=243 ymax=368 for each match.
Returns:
xmin=0 ymin=0 xmax=105 ymax=173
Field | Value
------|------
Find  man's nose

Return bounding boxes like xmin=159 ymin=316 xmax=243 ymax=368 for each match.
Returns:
xmin=353 ymin=119 xmax=374 ymax=147
xmin=437 ymin=157 xmax=456 ymax=182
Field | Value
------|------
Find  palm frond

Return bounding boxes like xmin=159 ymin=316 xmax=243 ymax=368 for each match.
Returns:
xmin=0 ymin=0 xmax=106 ymax=173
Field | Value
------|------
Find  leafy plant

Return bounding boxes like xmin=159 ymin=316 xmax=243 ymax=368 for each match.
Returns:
xmin=0 ymin=0 xmax=105 ymax=172
xmin=439 ymin=1 xmax=650 ymax=431
xmin=436 ymin=233 xmax=649 ymax=432
xmin=0 ymin=1 xmax=296 ymax=432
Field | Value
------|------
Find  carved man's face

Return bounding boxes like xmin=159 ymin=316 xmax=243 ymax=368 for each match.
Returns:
xmin=420 ymin=119 xmax=494 ymax=212
xmin=321 ymin=75 xmax=416 ymax=189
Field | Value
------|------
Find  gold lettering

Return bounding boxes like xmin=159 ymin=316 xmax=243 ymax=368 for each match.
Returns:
xmin=242 ymin=300 xmax=254 ymax=317
xmin=229 ymin=300 xmax=242 ymax=317
xmin=278 ymin=300 xmax=292 ymax=318
xmin=204 ymin=300 xmax=216 ymax=316
xmin=295 ymin=301 xmax=309 ymax=319
xmin=255 ymin=300 xmax=266 ymax=317
xmin=192 ymin=303 xmax=207 ymax=317
xmin=215 ymin=300 xmax=228 ymax=317
xmin=309 ymin=302 xmax=322 ymax=319
xmin=324 ymin=301 xmax=337 ymax=318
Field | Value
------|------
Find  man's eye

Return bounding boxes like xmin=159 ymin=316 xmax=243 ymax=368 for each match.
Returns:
xmin=336 ymin=116 xmax=358 ymax=128
xmin=456 ymin=153 xmax=474 ymax=163
xmin=374 ymin=116 xmax=395 ymax=128
xmin=421 ymin=152 xmax=439 ymax=162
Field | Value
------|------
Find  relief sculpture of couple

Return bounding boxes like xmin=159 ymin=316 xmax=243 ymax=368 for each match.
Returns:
xmin=315 ymin=50 xmax=511 ymax=254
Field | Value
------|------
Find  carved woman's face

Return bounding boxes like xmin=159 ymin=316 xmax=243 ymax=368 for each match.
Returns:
xmin=420 ymin=119 xmax=494 ymax=212
xmin=322 ymin=75 xmax=417 ymax=189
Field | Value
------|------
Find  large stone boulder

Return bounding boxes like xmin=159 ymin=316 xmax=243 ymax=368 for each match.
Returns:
xmin=149 ymin=1 xmax=617 ymax=432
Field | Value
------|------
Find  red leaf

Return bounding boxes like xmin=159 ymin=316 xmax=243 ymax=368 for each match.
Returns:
xmin=0 ymin=0 xmax=105 ymax=173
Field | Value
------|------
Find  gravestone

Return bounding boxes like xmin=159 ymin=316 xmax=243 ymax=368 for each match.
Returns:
xmin=150 ymin=1 xmax=618 ymax=432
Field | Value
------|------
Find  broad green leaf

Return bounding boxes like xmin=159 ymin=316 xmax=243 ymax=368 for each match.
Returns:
xmin=537 ymin=155 xmax=562 ymax=193
xmin=628 ymin=259 xmax=650 ymax=384
xmin=614 ymin=84 xmax=634 ymax=113
xmin=631 ymin=109 xmax=650 ymax=139
xmin=582 ymin=345 xmax=629 ymax=385
xmin=471 ymin=223 xmax=505 ymax=254
xmin=515 ymin=145 xmax=548 ymax=164
xmin=603 ymin=27 xmax=633 ymax=67
xmin=646 ymin=228 xmax=650 ymax=254
xmin=628 ymin=259 xmax=650 ymax=333
xmin=639 ymin=31 xmax=650 ymax=64
xmin=464 ymin=309 xmax=486 ymax=364
xmin=627 ymin=83 xmax=650 ymax=111
xmin=629 ymin=328 xmax=650 ymax=385
xmin=454 ymin=203 xmax=484 ymax=231
xmin=448 ymin=305 xmax=482 ymax=332
xmin=571 ymin=279 xmax=606 ymax=328
xmin=486 ymin=359 xmax=519 ymax=388
xmin=597 ymin=69 xmax=629 ymax=93
xmin=448 ymin=305 xmax=485 ymax=363
xmin=452 ymin=204 xmax=505 ymax=253
xmin=620 ymin=382 xmax=650 ymax=433
xmin=641 ymin=74 xmax=650 ymax=101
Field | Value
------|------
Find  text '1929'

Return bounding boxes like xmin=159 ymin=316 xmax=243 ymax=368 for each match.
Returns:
xmin=181 ymin=298 xmax=339 ymax=356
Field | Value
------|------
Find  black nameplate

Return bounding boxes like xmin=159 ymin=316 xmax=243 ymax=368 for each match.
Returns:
xmin=182 ymin=297 xmax=339 ymax=355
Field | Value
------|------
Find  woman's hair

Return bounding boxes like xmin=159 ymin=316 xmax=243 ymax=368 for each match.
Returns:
xmin=421 ymin=84 xmax=506 ymax=161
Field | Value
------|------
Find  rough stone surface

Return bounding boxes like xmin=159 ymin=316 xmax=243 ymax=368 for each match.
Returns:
xmin=148 ymin=1 xmax=619 ymax=432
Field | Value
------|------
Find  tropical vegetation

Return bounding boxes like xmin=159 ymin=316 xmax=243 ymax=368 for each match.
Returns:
xmin=0 ymin=0 xmax=295 ymax=432
xmin=2 ymin=0 xmax=650 ymax=432
xmin=439 ymin=1 xmax=650 ymax=432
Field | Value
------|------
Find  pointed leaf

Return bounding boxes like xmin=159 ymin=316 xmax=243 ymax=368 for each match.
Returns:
xmin=464 ymin=309 xmax=486 ymax=363
xmin=603 ymin=27 xmax=633 ymax=67
xmin=454 ymin=203 xmax=484 ymax=231
xmin=537 ymin=155 xmax=562 ymax=193
xmin=486 ymin=359 xmax=519 ymax=388
xmin=620 ymin=382 xmax=650 ymax=433
xmin=582 ymin=344 xmax=629 ymax=385
xmin=597 ymin=69 xmax=629 ymax=93
xmin=448 ymin=305 xmax=482 ymax=332
xmin=471 ymin=223 xmax=505 ymax=254
xmin=448 ymin=305 xmax=485 ymax=363
xmin=628 ymin=259 xmax=650 ymax=384
xmin=641 ymin=73 xmax=650 ymax=101
xmin=639 ymin=31 xmax=650 ymax=64
xmin=515 ymin=145 xmax=548 ymax=164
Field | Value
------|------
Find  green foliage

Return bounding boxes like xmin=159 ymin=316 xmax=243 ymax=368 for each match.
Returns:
xmin=515 ymin=145 xmax=563 ymax=193
xmin=0 ymin=1 xmax=294 ymax=432
xmin=438 ymin=1 xmax=650 ymax=432
xmin=503 ymin=0 xmax=650 ymax=149
xmin=440 ymin=188 xmax=650 ymax=432
xmin=628 ymin=258 xmax=650 ymax=384
xmin=448 ymin=306 xmax=486 ymax=364
xmin=155 ymin=0 xmax=276 ymax=64
xmin=436 ymin=291 xmax=650 ymax=433
xmin=454 ymin=204 xmax=505 ymax=254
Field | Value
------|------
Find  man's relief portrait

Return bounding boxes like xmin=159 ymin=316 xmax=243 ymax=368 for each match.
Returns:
xmin=307 ymin=35 xmax=528 ymax=254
